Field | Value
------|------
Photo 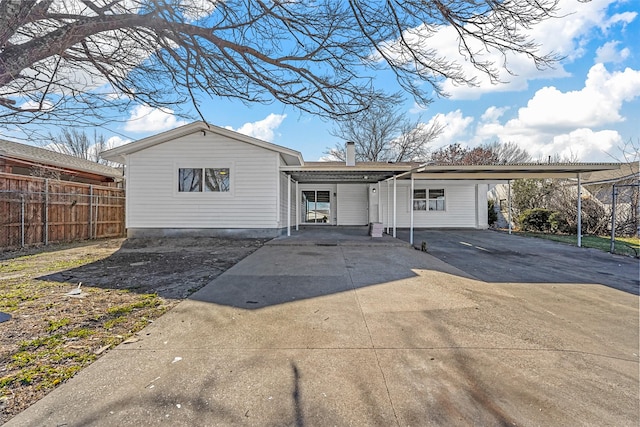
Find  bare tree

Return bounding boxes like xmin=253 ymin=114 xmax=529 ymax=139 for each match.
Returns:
xmin=1 ymin=0 xmax=559 ymax=133
xmin=482 ymin=141 xmax=532 ymax=163
xmin=430 ymin=143 xmax=498 ymax=165
xmin=325 ymin=103 xmax=443 ymax=162
xmin=45 ymin=128 xmax=108 ymax=164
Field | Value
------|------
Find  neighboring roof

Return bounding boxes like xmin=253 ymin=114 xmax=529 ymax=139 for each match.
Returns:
xmin=101 ymin=121 xmax=304 ymax=166
xmin=0 ymin=139 xmax=123 ymax=179
xmin=580 ymin=162 xmax=639 ymax=184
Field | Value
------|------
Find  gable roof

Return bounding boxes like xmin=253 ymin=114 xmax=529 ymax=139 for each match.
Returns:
xmin=101 ymin=121 xmax=304 ymax=166
xmin=0 ymin=139 xmax=123 ymax=179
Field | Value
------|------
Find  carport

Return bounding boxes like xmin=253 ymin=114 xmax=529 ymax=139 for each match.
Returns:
xmin=283 ymin=162 xmax=621 ymax=246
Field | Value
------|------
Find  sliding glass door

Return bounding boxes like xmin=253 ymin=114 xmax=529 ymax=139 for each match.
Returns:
xmin=302 ymin=190 xmax=331 ymax=223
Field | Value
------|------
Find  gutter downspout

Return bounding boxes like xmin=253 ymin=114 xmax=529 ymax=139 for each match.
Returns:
xmin=296 ymin=181 xmax=299 ymax=231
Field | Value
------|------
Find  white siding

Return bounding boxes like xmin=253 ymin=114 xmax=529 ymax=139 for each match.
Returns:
xmin=337 ymin=183 xmax=368 ymax=225
xmin=379 ymin=181 xmax=481 ymax=228
xmin=476 ymin=184 xmax=489 ymax=229
xmin=278 ymin=171 xmax=287 ymax=228
xmin=126 ymin=132 xmax=279 ymax=229
xmin=278 ymin=170 xmax=296 ymax=230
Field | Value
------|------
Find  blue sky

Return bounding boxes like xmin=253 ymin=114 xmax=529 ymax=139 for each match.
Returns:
xmin=28 ymin=0 xmax=640 ymax=163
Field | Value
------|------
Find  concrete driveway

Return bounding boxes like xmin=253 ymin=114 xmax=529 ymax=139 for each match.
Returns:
xmin=6 ymin=231 xmax=639 ymax=426
xmin=397 ymin=229 xmax=639 ymax=295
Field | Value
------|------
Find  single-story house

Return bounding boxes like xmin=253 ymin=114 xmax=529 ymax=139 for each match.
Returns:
xmin=0 ymin=139 xmax=123 ymax=186
xmin=101 ymin=121 xmax=620 ymax=239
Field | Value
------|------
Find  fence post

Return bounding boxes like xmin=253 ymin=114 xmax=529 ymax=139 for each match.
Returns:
xmin=89 ymin=185 xmax=93 ymax=239
xmin=44 ymin=178 xmax=49 ymax=245
xmin=20 ymin=193 xmax=25 ymax=248
xmin=94 ymin=193 xmax=99 ymax=239
xmin=610 ymin=184 xmax=617 ymax=254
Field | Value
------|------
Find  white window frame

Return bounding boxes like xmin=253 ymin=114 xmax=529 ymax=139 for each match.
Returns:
xmin=428 ymin=188 xmax=446 ymax=211
xmin=174 ymin=163 xmax=234 ymax=197
xmin=413 ymin=188 xmax=427 ymax=211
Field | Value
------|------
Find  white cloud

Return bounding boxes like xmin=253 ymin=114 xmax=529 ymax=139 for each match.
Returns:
xmin=511 ymin=64 xmax=640 ymax=130
xmin=480 ymin=106 xmax=509 ymax=123
xmin=543 ymin=129 xmax=621 ymax=161
xmin=428 ymin=0 xmax=632 ymax=99
xmin=429 ymin=110 xmax=474 ymax=147
xmin=124 ymin=105 xmax=188 ymax=133
xmin=19 ymin=99 xmax=54 ymax=111
xmin=105 ymin=136 xmax=131 ymax=150
xmin=465 ymin=64 xmax=640 ymax=161
xmin=595 ymin=41 xmax=631 ymax=64
xmin=602 ymin=11 xmax=637 ymax=30
xmin=225 ymin=113 xmax=287 ymax=142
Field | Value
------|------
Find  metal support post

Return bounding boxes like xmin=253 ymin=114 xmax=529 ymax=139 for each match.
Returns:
xmin=393 ymin=176 xmax=397 ymax=238
xmin=287 ymin=176 xmax=291 ymax=236
xmin=577 ymin=173 xmax=582 ymax=247
xmin=410 ymin=175 xmax=414 ymax=245
xmin=610 ymin=184 xmax=617 ymax=253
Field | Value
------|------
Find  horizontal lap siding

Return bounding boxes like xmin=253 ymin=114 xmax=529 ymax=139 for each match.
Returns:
xmin=337 ymin=184 xmax=368 ymax=225
xmin=127 ymin=133 xmax=278 ymax=229
xmin=379 ymin=182 xmax=477 ymax=228
xmin=278 ymin=170 xmax=295 ymax=228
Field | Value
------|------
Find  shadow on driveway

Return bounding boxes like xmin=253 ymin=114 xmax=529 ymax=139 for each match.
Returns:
xmin=398 ymin=229 xmax=639 ymax=295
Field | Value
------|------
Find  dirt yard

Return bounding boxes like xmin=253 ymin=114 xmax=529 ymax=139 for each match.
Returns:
xmin=0 ymin=237 xmax=266 ymax=424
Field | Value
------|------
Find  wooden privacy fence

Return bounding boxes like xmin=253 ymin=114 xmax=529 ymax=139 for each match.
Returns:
xmin=0 ymin=173 xmax=125 ymax=249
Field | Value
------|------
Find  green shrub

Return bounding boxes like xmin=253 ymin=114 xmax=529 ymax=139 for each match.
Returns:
xmin=549 ymin=211 xmax=571 ymax=233
xmin=518 ymin=208 xmax=553 ymax=232
xmin=487 ymin=199 xmax=498 ymax=226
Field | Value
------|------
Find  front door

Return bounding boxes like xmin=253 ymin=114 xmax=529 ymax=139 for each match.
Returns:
xmin=302 ymin=190 xmax=331 ymax=223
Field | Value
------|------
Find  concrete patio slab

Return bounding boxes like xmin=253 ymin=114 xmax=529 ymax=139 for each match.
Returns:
xmin=6 ymin=231 xmax=639 ymax=426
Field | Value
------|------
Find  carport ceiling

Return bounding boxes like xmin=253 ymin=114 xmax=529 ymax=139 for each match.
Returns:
xmin=287 ymin=170 xmax=397 ymax=183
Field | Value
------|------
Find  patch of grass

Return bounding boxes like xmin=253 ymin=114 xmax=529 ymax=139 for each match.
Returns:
xmin=2 ymin=364 xmax=86 ymax=390
xmin=106 ymin=293 xmax=161 ymax=317
xmin=66 ymin=328 xmax=95 ymax=339
xmin=46 ymin=318 xmax=70 ymax=332
xmin=49 ymin=256 xmax=100 ymax=271
xmin=516 ymin=232 xmax=640 ymax=257
xmin=103 ymin=316 xmax=127 ymax=329
xmin=0 ymin=256 xmax=34 ymax=273
xmin=0 ymin=283 xmax=42 ymax=312
xmin=18 ymin=335 xmax=64 ymax=351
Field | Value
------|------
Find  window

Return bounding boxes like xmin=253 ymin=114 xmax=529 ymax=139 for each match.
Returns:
xmin=178 ymin=168 xmax=202 ymax=192
xmin=429 ymin=189 xmax=445 ymax=211
xmin=413 ymin=189 xmax=427 ymax=211
xmin=178 ymin=168 xmax=229 ymax=192
xmin=204 ymin=168 xmax=230 ymax=192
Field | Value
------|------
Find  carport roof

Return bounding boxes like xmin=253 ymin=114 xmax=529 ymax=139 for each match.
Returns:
xmin=282 ymin=161 xmax=417 ymax=183
xmin=282 ymin=162 xmax=621 ymax=183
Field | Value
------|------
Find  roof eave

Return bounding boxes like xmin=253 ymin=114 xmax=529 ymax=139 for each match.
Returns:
xmin=101 ymin=121 xmax=304 ymax=166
